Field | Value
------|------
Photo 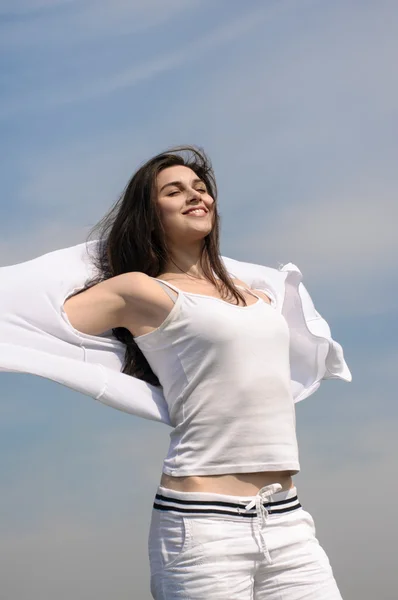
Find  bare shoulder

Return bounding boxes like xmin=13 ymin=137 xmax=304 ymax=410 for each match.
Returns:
xmin=118 ymin=271 xmax=176 ymax=316
xmin=118 ymin=271 xmax=178 ymax=337
xmin=118 ymin=271 xmax=150 ymax=295
xmin=118 ymin=271 xmax=162 ymax=303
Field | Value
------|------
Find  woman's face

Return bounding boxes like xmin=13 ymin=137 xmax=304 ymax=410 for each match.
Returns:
xmin=155 ymin=165 xmax=215 ymax=244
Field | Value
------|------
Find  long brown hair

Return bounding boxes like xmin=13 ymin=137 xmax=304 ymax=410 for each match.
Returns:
xmin=82 ymin=145 xmax=247 ymax=386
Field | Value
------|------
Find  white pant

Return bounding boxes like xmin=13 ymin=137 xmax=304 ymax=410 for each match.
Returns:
xmin=148 ymin=483 xmax=343 ymax=599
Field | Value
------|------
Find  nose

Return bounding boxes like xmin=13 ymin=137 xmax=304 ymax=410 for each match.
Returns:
xmin=189 ymin=187 xmax=202 ymax=201
xmin=185 ymin=191 xmax=202 ymax=208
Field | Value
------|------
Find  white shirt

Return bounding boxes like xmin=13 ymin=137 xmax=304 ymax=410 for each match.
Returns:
xmin=0 ymin=241 xmax=352 ymax=427
xmin=135 ymin=279 xmax=299 ymax=476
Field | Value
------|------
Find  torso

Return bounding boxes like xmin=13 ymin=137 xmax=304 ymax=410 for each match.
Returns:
xmin=159 ymin=471 xmax=294 ymax=495
xmin=124 ymin=272 xmax=294 ymax=496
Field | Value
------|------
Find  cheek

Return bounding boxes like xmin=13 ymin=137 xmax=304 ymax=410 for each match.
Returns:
xmin=208 ymin=198 xmax=216 ymax=216
xmin=157 ymin=201 xmax=180 ymax=227
xmin=207 ymin=196 xmax=216 ymax=209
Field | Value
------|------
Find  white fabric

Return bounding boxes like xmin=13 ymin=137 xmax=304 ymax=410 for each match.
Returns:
xmin=148 ymin=484 xmax=343 ymax=599
xmin=135 ymin=280 xmax=299 ymax=476
xmin=0 ymin=241 xmax=352 ymax=427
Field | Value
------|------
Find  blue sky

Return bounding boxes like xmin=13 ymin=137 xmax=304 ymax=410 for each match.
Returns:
xmin=0 ymin=1 xmax=397 ymax=598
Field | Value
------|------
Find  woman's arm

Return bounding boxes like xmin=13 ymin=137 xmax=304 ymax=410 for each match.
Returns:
xmin=62 ymin=271 xmax=166 ymax=338
xmin=62 ymin=274 xmax=131 ymax=336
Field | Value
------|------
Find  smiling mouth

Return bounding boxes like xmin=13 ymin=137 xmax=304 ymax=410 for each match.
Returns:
xmin=184 ymin=208 xmax=208 ymax=216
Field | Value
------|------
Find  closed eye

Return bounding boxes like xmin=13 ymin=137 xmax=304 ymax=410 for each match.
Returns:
xmin=168 ymin=188 xmax=206 ymax=196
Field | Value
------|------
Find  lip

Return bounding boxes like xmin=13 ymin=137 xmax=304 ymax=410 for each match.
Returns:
xmin=183 ymin=206 xmax=208 ymax=215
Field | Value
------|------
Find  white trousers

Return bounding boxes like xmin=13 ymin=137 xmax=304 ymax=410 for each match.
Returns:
xmin=148 ymin=483 xmax=343 ymax=599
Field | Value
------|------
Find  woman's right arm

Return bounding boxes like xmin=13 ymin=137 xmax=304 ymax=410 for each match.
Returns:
xmin=63 ymin=272 xmax=146 ymax=336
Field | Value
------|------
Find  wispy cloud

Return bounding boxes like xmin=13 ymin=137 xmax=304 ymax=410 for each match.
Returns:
xmin=0 ymin=0 xmax=76 ymax=16
xmin=0 ymin=3 xmax=279 ymax=119
xmin=0 ymin=0 xmax=196 ymax=39
xmin=0 ymin=221 xmax=90 ymax=267
xmin=2 ymin=0 xmax=396 ymax=320
xmin=1 ymin=2 xmax=397 ymax=598
xmin=244 ymin=179 xmax=398 ymax=280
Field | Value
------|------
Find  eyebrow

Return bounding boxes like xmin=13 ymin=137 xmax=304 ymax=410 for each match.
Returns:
xmin=159 ymin=178 xmax=206 ymax=193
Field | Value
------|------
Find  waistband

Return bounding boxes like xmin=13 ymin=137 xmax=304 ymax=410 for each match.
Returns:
xmin=153 ymin=484 xmax=301 ymax=519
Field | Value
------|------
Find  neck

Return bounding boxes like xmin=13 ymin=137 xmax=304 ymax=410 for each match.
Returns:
xmin=162 ymin=240 xmax=208 ymax=280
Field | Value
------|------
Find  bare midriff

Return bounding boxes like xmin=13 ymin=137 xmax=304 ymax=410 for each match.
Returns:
xmin=160 ymin=471 xmax=294 ymax=496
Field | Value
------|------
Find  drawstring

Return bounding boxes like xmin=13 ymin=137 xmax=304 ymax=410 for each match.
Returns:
xmin=244 ymin=483 xmax=283 ymax=563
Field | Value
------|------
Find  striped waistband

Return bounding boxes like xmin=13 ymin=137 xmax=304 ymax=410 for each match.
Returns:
xmin=153 ymin=485 xmax=302 ymax=519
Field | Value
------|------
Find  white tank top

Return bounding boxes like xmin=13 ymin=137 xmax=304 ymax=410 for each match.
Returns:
xmin=134 ymin=278 xmax=300 ymax=476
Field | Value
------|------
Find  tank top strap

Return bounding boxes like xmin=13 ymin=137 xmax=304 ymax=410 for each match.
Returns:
xmin=150 ymin=278 xmax=180 ymax=303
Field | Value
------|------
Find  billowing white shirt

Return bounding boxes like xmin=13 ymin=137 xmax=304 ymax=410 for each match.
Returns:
xmin=0 ymin=241 xmax=352 ymax=426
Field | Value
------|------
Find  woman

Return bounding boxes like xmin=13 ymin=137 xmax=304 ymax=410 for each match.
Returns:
xmin=61 ymin=146 xmax=347 ymax=599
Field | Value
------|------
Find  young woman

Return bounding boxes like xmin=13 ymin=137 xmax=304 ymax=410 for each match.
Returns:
xmin=61 ymin=146 xmax=347 ymax=599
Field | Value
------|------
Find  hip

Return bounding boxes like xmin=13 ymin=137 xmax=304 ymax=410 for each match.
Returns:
xmin=148 ymin=483 xmax=342 ymax=599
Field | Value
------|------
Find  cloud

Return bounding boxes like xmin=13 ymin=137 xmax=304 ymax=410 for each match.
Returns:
xmin=0 ymin=0 xmax=76 ymax=16
xmin=1 ymin=0 xmax=397 ymax=325
xmin=0 ymin=0 xmax=196 ymax=39
xmin=237 ymin=179 xmax=398 ymax=317
xmin=0 ymin=3 xmax=279 ymax=119
xmin=1 ymin=3 xmax=397 ymax=598
xmin=0 ymin=220 xmax=89 ymax=267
